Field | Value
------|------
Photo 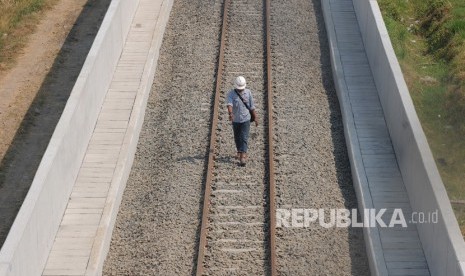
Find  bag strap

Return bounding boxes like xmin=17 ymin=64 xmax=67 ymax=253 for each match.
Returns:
xmin=234 ymin=89 xmax=251 ymax=111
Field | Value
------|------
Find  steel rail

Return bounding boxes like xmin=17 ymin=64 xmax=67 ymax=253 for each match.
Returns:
xmin=264 ymin=0 xmax=277 ymax=275
xmin=195 ymin=0 xmax=230 ymax=275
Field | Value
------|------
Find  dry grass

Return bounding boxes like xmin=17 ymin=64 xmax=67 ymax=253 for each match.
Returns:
xmin=0 ymin=0 xmax=58 ymax=71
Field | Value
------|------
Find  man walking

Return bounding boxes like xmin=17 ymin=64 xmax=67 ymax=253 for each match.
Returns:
xmin=226 ymin=76 xmax=258 ymax=166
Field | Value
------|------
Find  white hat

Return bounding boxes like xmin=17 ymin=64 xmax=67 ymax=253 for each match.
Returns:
xmin=233 ymin=76 xmax=246 ymax=90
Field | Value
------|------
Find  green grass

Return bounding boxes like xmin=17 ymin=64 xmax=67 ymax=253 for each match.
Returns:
xmin=378 ymin=0 xmax=465 ymax=234
xmin=0 ymin=0 xmax=57 ymax=70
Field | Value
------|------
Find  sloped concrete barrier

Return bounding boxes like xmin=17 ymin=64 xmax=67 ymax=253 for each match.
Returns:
xmin=321 ymin=1 xmax=388 ymax=274
xmin=0 ymin=0 xmax=139 ymax=274
xmin=86 ymin=1 xmax=173 ymax=274
xmin=352 ymin=0 xmax=465 ymax=275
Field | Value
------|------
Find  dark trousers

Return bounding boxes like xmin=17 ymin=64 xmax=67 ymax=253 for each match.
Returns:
xmin=232 ymin=121 xmax=251 ymax=153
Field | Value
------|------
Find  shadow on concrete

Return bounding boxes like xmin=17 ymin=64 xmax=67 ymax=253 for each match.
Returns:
xmin=0 ymin=0 xmax=111 ymax=248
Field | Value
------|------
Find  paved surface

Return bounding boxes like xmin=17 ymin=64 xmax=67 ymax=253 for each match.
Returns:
xmin=40 ymin=1 xmax=166 ymax=275
xmin=327 ymin=0 xmax=430 ymax=275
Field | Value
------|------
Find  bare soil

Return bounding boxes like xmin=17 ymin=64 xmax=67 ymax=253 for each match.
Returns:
xmin=0 ymin=0 xmax=111 ymax=247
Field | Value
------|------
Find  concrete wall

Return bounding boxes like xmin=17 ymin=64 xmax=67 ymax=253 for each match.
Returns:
xmin=353 ymin=0 xmax=465 ymax=275
xmin=0 ymin=0 xmax=140 ymax=275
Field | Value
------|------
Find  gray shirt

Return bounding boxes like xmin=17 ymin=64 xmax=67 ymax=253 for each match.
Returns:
xmin=226 ymin=89 xmax=255 ymax=123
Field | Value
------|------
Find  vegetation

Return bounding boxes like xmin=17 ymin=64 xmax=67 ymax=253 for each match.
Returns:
xmin=378 ymin=0 xmax=465 ymax=234
xmin=0 ymin=0 xmax=57 ymax=71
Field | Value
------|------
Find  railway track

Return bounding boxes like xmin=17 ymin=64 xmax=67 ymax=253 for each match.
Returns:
xmin=196 ymin=0 xmax=276 ymax=275
xmin=105 ymin=0 xmax=369 ymax=274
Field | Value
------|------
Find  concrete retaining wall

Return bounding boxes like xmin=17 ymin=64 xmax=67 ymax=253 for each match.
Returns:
xmin=352 ymin=0 xmax=465 ymax=274
xmin=0 ymin=0 xmax=139 ymax=275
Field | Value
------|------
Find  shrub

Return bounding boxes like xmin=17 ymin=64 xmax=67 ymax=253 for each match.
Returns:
xmin=412 ymin=0 xmax=465 ymax=131
xmin=416 ymin=0 xmax=452 ymax=56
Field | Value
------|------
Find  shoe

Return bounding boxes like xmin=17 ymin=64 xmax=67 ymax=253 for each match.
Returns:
xmin=239 ymin=158 xmax=246 ymax=167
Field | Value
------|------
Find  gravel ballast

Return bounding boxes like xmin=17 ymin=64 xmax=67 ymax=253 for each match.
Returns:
xmin=103 ymin=0 xmax=223 ymax=274
xmin=104 ymin=0 xmax=370 ymax=275
xmin=271 ymin=0 xmax=370 ymax=274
